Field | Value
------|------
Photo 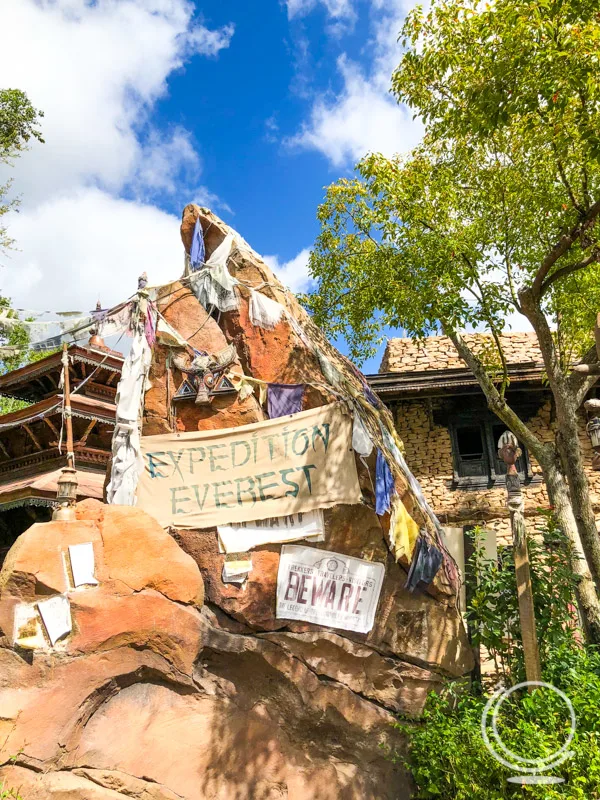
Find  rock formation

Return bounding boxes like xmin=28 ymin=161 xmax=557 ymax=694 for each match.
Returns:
xmin=0 ymin=206 xmax=473 ymax=799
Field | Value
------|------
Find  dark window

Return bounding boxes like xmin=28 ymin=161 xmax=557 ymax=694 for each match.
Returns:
xmin=450 ymin=418 xmax=531 ymax=488
xmin=454 ymin=425 xmax=488 ymax=478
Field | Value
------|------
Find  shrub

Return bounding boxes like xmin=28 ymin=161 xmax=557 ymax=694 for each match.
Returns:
xmin=392 ymin=518 xmax=600 ymax=798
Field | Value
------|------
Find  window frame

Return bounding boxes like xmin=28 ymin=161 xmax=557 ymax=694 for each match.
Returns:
xmin=449 ymin=417 xmax=534 ymax=489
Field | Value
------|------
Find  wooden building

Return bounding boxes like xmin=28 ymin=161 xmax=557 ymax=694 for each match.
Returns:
xmin=0 ymin=337 xmax=122 ymax=563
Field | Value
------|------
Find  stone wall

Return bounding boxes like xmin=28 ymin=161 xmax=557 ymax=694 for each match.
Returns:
xmin=394 ymin=397 xmax=600 ymax=545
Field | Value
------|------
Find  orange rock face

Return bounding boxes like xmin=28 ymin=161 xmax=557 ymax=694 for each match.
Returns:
xmin=0 ymin=207 xmax=473 ymax=800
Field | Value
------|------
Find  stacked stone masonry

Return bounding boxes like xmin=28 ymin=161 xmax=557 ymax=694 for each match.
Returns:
xmin=384 ymin=336 xmax=600 ymax=546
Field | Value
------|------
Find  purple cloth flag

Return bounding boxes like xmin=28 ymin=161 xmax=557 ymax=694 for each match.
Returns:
xmin=267 ymin=383 xmax=305 ymax=419
xmin=190 ymin=217 xmax=205 ymax=272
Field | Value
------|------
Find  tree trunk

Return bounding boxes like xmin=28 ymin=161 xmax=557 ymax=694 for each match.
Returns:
xmin=554 ymin=392 xmax=600 ymax=583
xmin=446 ymin=328 xmax=600 ymax=643
xmin=519 ymin=288 xmax=600 ymax=592
xmin=541 ymin=450 xmax=600 ymax=643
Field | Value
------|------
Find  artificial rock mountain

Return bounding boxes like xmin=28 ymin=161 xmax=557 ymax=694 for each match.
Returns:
xmin=0 ymin=206 xmax=472 ymax=799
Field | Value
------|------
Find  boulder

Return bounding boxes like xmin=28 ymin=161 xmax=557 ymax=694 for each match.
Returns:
xmin=0 ymin=207 xmax=473 ymax=799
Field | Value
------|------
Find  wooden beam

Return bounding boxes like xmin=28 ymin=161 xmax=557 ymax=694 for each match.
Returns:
xmin=573 ymin=363 xmax=600 ymax=375
xmin=0 ymin=440 xmax=10 ymax=460
xmin=106 ymin=371 xmax=118 ymax=386
xmin=78 ymin=419 xmax=97 ymax=447
xmin=23 ymin=424 xmax=43 ymax=451
xmin=44 ymin=417 xmax=59 ymax=437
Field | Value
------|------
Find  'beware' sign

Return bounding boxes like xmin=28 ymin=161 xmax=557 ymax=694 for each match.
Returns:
xmin=276 ymin=545 xmax=385 ymax=634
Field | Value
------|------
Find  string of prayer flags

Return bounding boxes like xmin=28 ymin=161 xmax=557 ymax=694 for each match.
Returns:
xmin=352 ymin=412 xmax=374 ymax=457
xmin=249 ymin=288 xmax=285 ymax=330
xmin=375 ymin=449 xmax=395 ymax=516
xmin=190 ymin=217 xmax=205 ymax=271
xmin=267 ymin=383 xmax=304 ymax=419
xmin=388 ymin=497 xmax=419 ymax=562
xmin=405 ymin=536 xmax=443 ymax=593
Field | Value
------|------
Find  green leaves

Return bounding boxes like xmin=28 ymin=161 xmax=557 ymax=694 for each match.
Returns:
xmin=0 ymin=89 xmax=44 ymax=254
xmin=307 ymin=0 xmax=600 ymax=365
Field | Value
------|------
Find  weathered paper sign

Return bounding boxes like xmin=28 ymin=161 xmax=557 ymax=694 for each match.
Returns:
xmin=69 ymin=542 xmax=99 ymax=587
xmin=137 ymin=403 xmax=361 ymax=529
xmin=217 ymin=509 xmax=325 ymax=553
xmin=37 ymin=595 xmax=72 ymax=646
xmin=276 ymin=545 xmax=385 ymax=634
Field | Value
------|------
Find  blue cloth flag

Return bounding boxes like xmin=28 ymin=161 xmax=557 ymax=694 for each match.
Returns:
xmin=190 ymin=217 xmax=205 ymax=272
xmin=375 ymin=449 xmax=395 ymax=515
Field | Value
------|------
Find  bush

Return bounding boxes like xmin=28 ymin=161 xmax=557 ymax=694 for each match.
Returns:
xmin=392 ymin=519 xmax=600 ymax=798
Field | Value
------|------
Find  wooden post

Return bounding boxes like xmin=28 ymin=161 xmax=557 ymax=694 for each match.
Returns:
xmin=498 ymin=432 xmax=542 ymax=687
xmin=62 ymin=342 xmax=74 ymax=470
xmin=53 ymin=344 xmax=79 ymax=519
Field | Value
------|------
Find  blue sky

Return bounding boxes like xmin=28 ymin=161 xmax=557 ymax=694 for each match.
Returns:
xmin=0 ymin=0 xmax=421 ymax=372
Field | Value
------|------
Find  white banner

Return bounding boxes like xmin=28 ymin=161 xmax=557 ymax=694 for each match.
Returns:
xmin=276 ymin=545 xmax=385 ymax=634
xmin=218 ymin=510 xmax=325 ymax=553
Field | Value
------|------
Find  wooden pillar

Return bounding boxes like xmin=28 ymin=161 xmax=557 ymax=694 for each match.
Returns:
xmin=499 ymin=432 xmax=541 ymax=687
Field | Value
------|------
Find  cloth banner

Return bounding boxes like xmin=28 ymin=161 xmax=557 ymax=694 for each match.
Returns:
xmin=217 ymin=509 xmax=325 ymax=553
xmin=276 ymin=545 xmax=385 ymax=634
xmin=137 ymin=402 xmax=361 ymax=529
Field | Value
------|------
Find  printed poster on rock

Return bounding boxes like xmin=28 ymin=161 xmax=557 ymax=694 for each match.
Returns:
xmin=276 ymin=545 xmax=385 ymax=634
xmin=137 ymin=402 xmax=361 ymax=529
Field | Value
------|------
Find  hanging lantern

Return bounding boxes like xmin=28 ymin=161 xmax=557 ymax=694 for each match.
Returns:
xmin=57 ymin=466 xmax=78 ymax=503
xmin=53 ymin=466 xmax=79 ymax=520
xmin=587 ymin=418 xmax=600 ymax=448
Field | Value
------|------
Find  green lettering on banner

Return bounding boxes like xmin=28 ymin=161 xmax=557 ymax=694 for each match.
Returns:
xmin=235 ymin=476 xmax=257 ymax=505
xmin=312 ymin=423 xmax=330 ymax=453
xmin=147 ymin=452 xmax=167 ymax=479
xmin=214 ymin=480 xmax=235 ymax=508
xmin=256 ymin=472 xmax=278 ymax=502
xmin=188 ymin=447 xmax=206 ymax=474
xmin=208 ymin=444 xmax=228 ymax=472
xmin=230 ymin=440 xmax=251 ymax=468
xmin=292 ymin=427 xmax=310 ymax=456
xmin=279 ymin=468 xmax=300 ymax=498
xmin=300 ymin=464 xmax=317 ymax=493
xmin=166 ymin=450 xmax=185 ymax=481
xmin=171 ymin=486 xmax=192 ymax=514
xmin=191 ymin=484 xmax=210 ymax=511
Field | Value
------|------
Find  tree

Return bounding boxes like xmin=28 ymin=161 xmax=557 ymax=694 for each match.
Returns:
xmin=0 ymin=89 xmax=45 ymax=400
xmin=307 ymin=0 xmax=600 ymax=640
xmin=0 ymin=88 xmax=43 ymax=252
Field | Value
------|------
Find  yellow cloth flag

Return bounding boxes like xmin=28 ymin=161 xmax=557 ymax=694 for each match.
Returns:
xmin=389 ymin=497 xmax=419 ymax=561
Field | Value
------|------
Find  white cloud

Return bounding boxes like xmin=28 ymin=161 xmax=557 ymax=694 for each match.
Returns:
xmin=290 ymin=0 xmax=423 ymax=166
xmin=0 ymin=0 xmax=233 ymax=312
xmin=2 ymin=188 xmax=181 ymax=311
xmin=263 ymin=248 xmax=312 ymax=293
xmin=291 ymin=55 xmax=422 ymax=167
xmin=286 ymin=0 xmax=355 ymax=22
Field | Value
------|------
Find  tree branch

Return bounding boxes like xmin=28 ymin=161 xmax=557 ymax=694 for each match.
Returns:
xmin=568 ymin=344 xmax=600 ymax=407
xmin=443 ymin=326 xmax=548 ymax=460
xmin=539 ymin=248 xmax=600 ymax=295
xmin=531 ymin=198 xmax=600 ymax=298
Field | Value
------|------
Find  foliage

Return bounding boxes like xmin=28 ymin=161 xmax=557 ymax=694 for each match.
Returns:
xmin=392 ymin=517 xmax=600 ymax=798
xmin=0 ymin=298 xmax=56 ymax=415
xmin=306 ymin=0 xmax=600 ymax=366
xmin=467 ymin=517 xmax=580 ymax=687
xmin=0 ymin=88 xmax=43 ymax=254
